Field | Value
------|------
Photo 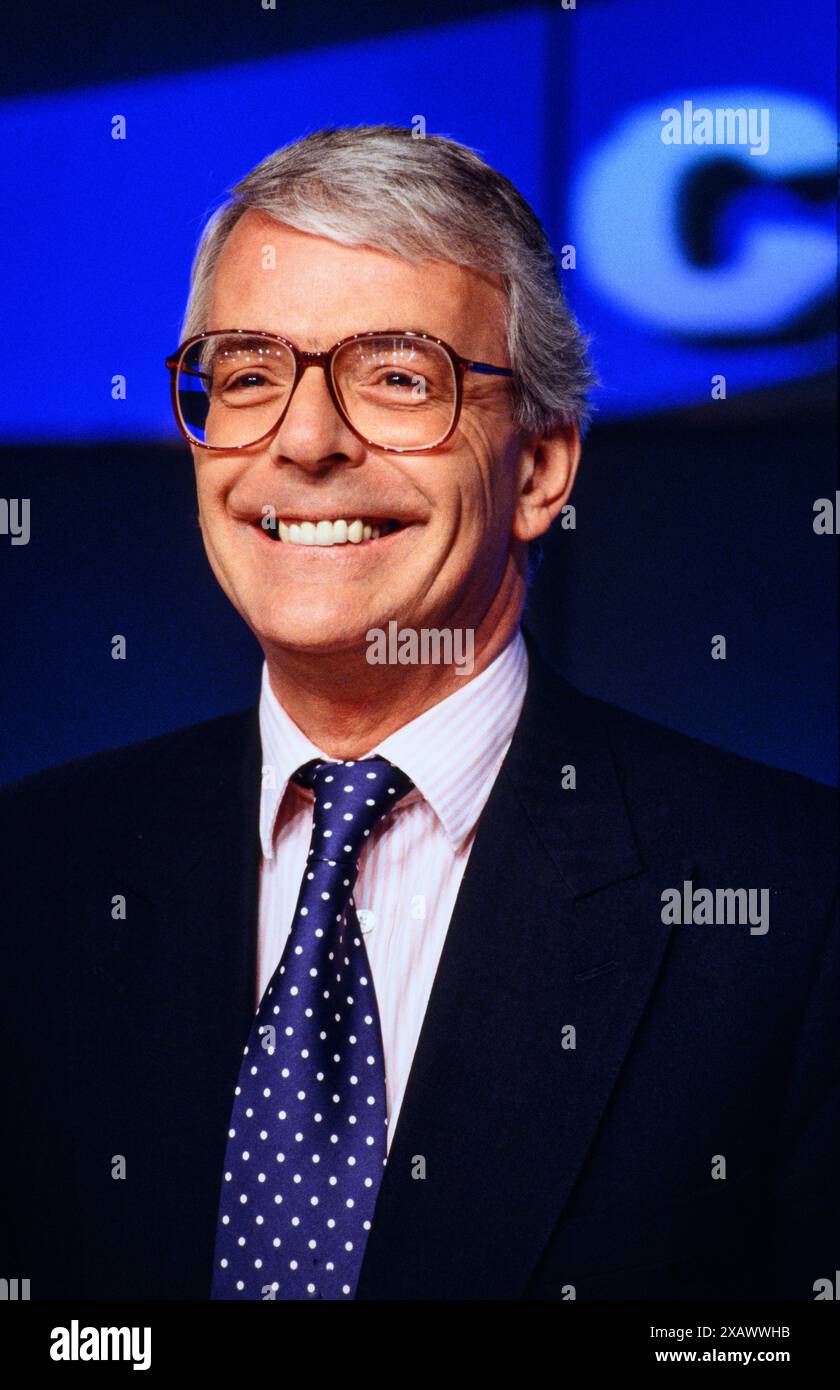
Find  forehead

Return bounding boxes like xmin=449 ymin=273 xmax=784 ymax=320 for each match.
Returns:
xmin=207 ymin=210 xmax=509 ymax=363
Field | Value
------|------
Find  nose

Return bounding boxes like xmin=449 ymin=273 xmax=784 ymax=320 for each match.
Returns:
xmin=267 ymin=360 xmax=366 ymax=475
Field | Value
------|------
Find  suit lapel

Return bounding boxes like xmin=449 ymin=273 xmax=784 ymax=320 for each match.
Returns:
xmin=357 ymin=636 xmax=692 ymax=1299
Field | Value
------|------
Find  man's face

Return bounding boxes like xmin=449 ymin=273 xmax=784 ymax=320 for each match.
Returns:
xmin=193 ymin=211 xmax=527 ymax=658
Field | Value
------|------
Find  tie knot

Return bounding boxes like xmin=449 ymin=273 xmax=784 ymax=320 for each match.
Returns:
xmin=293 ymin=756 xmax=413 ymax=865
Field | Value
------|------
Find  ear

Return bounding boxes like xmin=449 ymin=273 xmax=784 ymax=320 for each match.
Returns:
xmin=512 ymin=426 xmax=581 ymax=542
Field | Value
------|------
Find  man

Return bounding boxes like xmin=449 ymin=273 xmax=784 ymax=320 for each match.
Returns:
xmin=1 ymin=126 xmax=836 ymax=1301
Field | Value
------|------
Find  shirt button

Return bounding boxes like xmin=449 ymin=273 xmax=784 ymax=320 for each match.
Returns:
xmin=357 ymin=908 xmax=375 ymax=934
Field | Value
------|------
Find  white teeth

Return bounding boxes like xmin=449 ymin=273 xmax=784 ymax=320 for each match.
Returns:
xmin=270 ymin=516 xmax=394 ymax=546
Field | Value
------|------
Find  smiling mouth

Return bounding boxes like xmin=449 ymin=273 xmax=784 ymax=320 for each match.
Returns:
xmin=259 ymin=516 xmax=406 ymax=546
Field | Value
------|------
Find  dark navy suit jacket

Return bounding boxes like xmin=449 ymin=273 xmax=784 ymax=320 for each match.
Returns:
xmin=1 ymin=631 xmax=837 ymax=1299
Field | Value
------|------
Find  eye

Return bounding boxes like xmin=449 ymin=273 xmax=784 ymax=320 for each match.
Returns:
xmin=378 ymin=371 xmax=417 ymax=389
xmin=225 ymin=371 xmax=268 ymax=391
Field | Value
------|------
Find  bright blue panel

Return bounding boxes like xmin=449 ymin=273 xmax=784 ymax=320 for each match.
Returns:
xmin=0 ymin=9 xmax=548 ymax=442
xmin=1 ymin=0 xmax=834 ymax=438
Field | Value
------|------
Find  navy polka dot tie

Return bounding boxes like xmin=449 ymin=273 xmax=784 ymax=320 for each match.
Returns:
xmin=211 ymin=755 xmax=414 ymax=1300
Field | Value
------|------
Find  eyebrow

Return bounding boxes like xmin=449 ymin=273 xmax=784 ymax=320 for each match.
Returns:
xmin=205 ymin=328 xmax=451 ymax=349
xmin=207 ymin=334 xmax=282 ymax=355
xmin=197 ymin=330 xmax=513 ymax=374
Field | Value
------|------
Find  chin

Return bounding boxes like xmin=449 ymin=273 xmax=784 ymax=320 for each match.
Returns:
xmin=252 ymin=607 xmax=379 ymax=658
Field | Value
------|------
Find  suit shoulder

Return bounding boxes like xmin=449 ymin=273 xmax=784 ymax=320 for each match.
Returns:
xmin=0 ymin=707 xmax=259 ymax=829
xmin=524 ymin=635 xmax=837 ymax=873
xmin=592 ymin=689 xmax=834 ymax=799
xmin=579 ymin=685 xmax=837 ymax=864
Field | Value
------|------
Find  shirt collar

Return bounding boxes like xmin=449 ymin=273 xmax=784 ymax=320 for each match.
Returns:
xmin=258 ymin=627 xmax=528 ymax=857
xmin=258 ymin=666 xmax=331 ymax=859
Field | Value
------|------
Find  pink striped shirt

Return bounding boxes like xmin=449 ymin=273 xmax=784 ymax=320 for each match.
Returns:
xmin=257 ymin=627 xmax=528 ymax=1150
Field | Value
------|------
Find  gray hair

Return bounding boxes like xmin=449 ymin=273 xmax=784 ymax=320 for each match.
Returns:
xmin=181 ymin=124 xmax=596 ymax=436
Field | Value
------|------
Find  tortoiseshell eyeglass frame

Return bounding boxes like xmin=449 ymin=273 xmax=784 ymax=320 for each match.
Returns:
xmin=165 ymin=327 xmax=516 ymax=454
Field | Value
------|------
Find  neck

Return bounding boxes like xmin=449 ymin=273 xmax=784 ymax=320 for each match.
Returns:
xmin=262 ymin=561 xmax=525 ymax=759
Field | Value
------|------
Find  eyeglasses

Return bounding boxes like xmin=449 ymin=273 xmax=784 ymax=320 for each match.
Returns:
xmin=165 ymin=328 xmax=515 ymax=454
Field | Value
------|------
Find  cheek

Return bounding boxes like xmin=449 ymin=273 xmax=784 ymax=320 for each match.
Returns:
xmin=431 ymin=484 xmax=505 ymax=590
xmin=192 ymin=465 xmax=231 ymax=531
xmin=192 ymin=462 xmax=212 ymax=517
xmin=458 ymin=418 xmax=518 ymax=516
xmin=192 ymin=484 xmax=232 ymax=571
